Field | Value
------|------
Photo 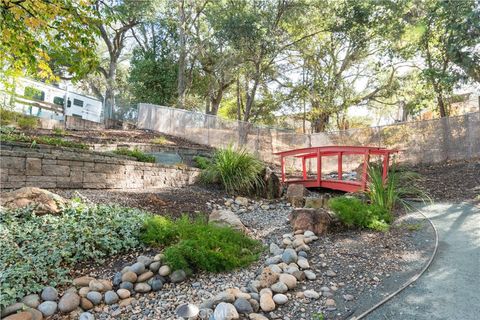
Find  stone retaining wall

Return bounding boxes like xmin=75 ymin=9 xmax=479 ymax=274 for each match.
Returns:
xmin=0 ymin=142 xmax=201 ymax=190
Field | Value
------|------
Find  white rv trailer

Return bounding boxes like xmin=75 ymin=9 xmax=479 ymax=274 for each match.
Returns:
xmin=1 ymin=78 xmax=103 ymax=123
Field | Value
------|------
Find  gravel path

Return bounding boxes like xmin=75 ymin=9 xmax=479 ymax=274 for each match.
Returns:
xmin=367 ymin=202 xmax=480 ymax=320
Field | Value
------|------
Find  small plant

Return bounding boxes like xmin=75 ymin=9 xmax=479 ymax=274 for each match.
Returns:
xmin=151 ymin=136 xmax=168 ymax=145
xmin=201 ymin=145 xmax=265 ymax=194
xmin=141 ymin=215 xmax=263 ymax=273
xmin=53 ymin=127 xmax=66 ymax=136
xmin=113 ymin=148 xmax=156 ymax=163
xmin=16 ymin=116 xmax=38 ymax=130
xmin=367 ymin=165 xmax=430 ymax=212
xmin=193 ymin=155 xmax=211 ymax=169
xmin=0 ymin=107 xmax=17 ymax=125
xmin=329 ymin=196 xmax=391 ymax=231
xmin=0 ymin=204 xmax=147 ymax=309
xmin=0 ymin=130 xmax=87 ymax=149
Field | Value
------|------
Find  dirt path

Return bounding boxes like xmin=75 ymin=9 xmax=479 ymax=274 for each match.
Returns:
xmin=366 ymin=202 xmax=480 ymax=320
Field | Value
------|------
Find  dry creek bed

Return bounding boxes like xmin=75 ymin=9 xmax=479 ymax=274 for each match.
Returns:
xmin=53 ymin=190 xmax=436 ymax=320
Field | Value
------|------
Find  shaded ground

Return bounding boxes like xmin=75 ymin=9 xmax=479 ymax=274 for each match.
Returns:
xmin=368 ymin=203 xmax=480 ymax=320
xmin=405 ymin=159 xmax=480 ymax=203
xmin=54 ymin=185 xmax=225 ymax=218
xmin=22 ymin=128 xmax=213 ymax=149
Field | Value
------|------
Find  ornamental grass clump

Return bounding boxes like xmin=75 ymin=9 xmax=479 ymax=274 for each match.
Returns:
xmin=141 ymin=215 xmax=263 ymax=273
xmin=113 ymin=148 xmax=156 ymax=163
xmin=0 ymin=203 xmax=147 ymax=309
xmin=201 ymin=145 xmax=265 ymax=194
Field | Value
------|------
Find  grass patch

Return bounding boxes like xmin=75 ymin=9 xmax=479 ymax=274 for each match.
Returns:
xmin=0 ymin=203 xmax=147 ymax=309
xmin=53 ymin=127 xmax=66 ymax=136
xmin=16 ymin=116 xmax=38 ymax=130
xmin=151 ymin=136 xmax=168 ymax=145
xmin=113 ymin=148 xmax=156 ymax=163
xmin=0 ymin=128 xmax=88 ymax=149
xmin=201 ymin=145 xmax=265 ymax=194
xmin=329 ymin=196 xmax=391 ymax=231
xmin=193 ymin=155 xmax=211 ymax=169
xmin=141 ymin=215 xmax=263 ymax=273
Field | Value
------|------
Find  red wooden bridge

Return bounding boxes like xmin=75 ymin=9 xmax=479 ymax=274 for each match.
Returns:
xmin=275 ymin=146 xmax=399 ymax=193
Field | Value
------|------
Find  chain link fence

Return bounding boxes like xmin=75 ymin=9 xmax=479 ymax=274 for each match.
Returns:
xmin=137 ymin=103 xmax=480 ymax=166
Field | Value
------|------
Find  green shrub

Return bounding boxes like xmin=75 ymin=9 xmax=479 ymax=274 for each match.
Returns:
xmin=0 ymin=107 xmax=17 ymax=125
xmin=329 ymin=196 xmax=391 ymax=230
xmin=151 ymin=136 xmax=167 ymax=145
xmin=0 ymin=203 xmax=147 ymax=309
xmin=367 ymin=218 xmax=390 ymax=232
xmin=201 ymin=145 xmax=265 ymax=194
xmin=141 ymin=215 xmax=263 ymax=273
xmin=367 ymin=165 xmax=430 ymax=212
xmin=193 ymin=155 xmax=211 ymax=169
xmin=0 ymin=130 xmax=87 ymax=149
xmin=16 ymin=116 xmax=38 ymax=130
xmin=53 ymin=127 xmax=66 ymax=136
xmin=113 ymin=148 xmax=156 ymax=163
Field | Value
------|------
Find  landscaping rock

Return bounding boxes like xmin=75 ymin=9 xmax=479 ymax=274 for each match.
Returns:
xmin=149 ymin=261 xmax=161 ymax=273
xmin=209 ymin=209 xmax=246 ymax=232
xmin=3 ymin=311 xmax=32 ymax=320
xmin=263 ymin=167 xmax=281 ymax=199
xmin=112 ymin=272 xmax=122 ymax=286
xmin=292 ymin=270 xmax=306 ymax=281
xmin=104 ymin=291 xmax=119 ymax=305
xmin=176 ymin=303 xmax=199 ymax=318
xmin=119 ymin=281 xmax=134 ymax=291
xmin=117 ymin=289 xmax=131 ymax=299
xmin=233 ymin=298 xmax=253 ymax=314
xmin=288 ymin=208 xmax=332 ymax=235
xmin=304 ymin=290 xmax=320 ymax=299
xmin=326 ymin=298 xmax=336 ymax=307
xmin=1 ymin=303 xmax=26 ymax=318
xmin=58 ymin=292 xmax=80 ymax=313
xmin=170 ymin=270 xmax=187 ymax=283
xmin=273 ymin=293 xmax=288 ymax=305
xmin=22 ymin=294 xmax=40 ymax=308
xmin=269 ymin=243 xmax=283 ymax=256
xmin=286 ymin=184 xmax=307 ymax=207
xmin=282 ymin=248 xmax=298 ymax=264
xmin=150 ymin=279 xmax=163 ymax=291
xmin=80 ymin=297 xmax=93 ymax=310
xmin=158 ymin=265 xmax=171 ymax=276
xmin=134 ymin=283 xmax=152 ymax=293
xmin=297 ymin=257 xmax=310 ymax=269
xmin=279 ymin=273 xmax=297 ymax=289
xmin=214 ymin=292 xmax=235 ymax=303
xmin=235 ymin=196 xmax=249 ymax=206
xmin=326 ymin=270 xmax=337 ymax=277
xmin=88 ymin=280 xmax=105 ymax=292
xmin=130 ymin=262 xmax=146 ymax=275
xmin=73 ymin=276 xmax=95 ymax=287
xmin=137 ymin=271 xmax=154 ymax=282
xmin=265 ymin=256 xmax=282 ymax=265
xmin=26 ymin=309 xmax=43 ymax=320
xmin=79 ymin=312 xmax=95 ymax=320
xmin=0 ymin=187 xmax=66 ymax=215
xmin=259 ymin=294 xmax=275 ymax=312
xmin=304 ymin=270 xmax=316 ymax=280
xmin=137 ymin=255 xmax=153 ymax=267
xmin=214 ymin=302 xmax=239 ymax=320
xmin=304 ymin=196 xmax=326 ymax=209
xmin=86 ymin=291 xmax=102 ymax=305
xmin=41 ymin=286 xmax=58 ymax=301
xmin=121 ymin=271 xmax=137 ymax=283
xmin=118 ymin=298 xmax=135 ymax=308
xmin=257 ymin=266 xmax=279 ymax=288
xmin=249 ymin=314 xmax=269 ymax=320
xmin=271 ymin=281 xmax=288 ymax=293
xmin=38 ymin=301 xmax=58 ymax=317
xmin=343 ymin=294 xmax=354 ymax=301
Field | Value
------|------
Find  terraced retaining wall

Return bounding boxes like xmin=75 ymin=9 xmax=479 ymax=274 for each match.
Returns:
xmin=0 ymin=142 xmax=200 ymax=190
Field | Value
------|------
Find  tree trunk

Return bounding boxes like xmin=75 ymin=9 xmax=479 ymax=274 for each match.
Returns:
xmin=177 ymin=0 xmax=186 ymax=109
xmin=312 ymin=112 xmax=330 ymax=132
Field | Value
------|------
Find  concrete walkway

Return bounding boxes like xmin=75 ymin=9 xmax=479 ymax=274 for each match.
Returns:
xmin=367 ymin=203 xmax=480 ymax=320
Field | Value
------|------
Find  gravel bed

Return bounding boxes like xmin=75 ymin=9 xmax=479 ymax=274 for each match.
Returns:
xmin=53 ymin=195 xmax=434 ymax=320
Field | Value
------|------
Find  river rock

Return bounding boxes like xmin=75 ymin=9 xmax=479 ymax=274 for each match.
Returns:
xmin=137 ymin=255 xmax=153 ymax=267
xmin=38 ymin=301 xmax=57 ymax=316
xmin=273 ymin=293 xmax=288 ymax=305
xmin=233 ymin=298 xmax=253 ymax=314
xmin=121 ymin=271 xmax=137 ymax=283
xmin=79 ymin=312 xmax=95 ymax=320
xmin=304 ymin=290 xmax=320 ymax=299
xmin=271 ymin=282 xmax=288 ymax=293
xmin=112 ymin=272 xmax=122 ymax=286
xmin=104 ymin=291 xmax=119 ymax=305
xmin=259 ymin=294 xmax=275 ymax=312
xmin=249 ymin=314 xmax=269 ymax=320
xmin=86 ymin=291 xmax=102 ymax=305
xmin=297 ymin=257 xmax=310 ymax=269
xmin=269 ymin=243 xmax=283 ymax=256
xmin=159 ymin=265 xmax=171 ymax=276
xmin=304 ymin=270 xmax=316 ymax=280
xmin=22 ymin=294 xmax=40 ymax=308
xmin=137 ymin=271 xmax=154 ymax=282
xmin=80 ymin=297 xmax=93 ymax=310
xmin=151 ymin=279 xmax=163 ymax=291
xmin=209 ymin=209 xmax=246 ymax=232
xmin=134 ymin=283 xmax=151 ymax=293
xmin=117 ymin=289 xmax=131 ymax=299
xmin=214 ymin=302 xmax=239 ymax=320
xmin=130 ymin=262 xmax=146 ymax=275
xmin=3 ymin=311 xmax=32 ymax=320
xmin=88 ymin=280 xmax=105 ymax=292
xmin=279 ymin=273 xmax=297 ymax=289
xmin=149 ymin=261 xmax=161 ymax=273
xmin=1 ymin=303 xmax=25 ymax=318
xmin=257 ymin=267 xmax=279 ymax=288
xmin=58 ymin=292 xmax=80 ymax=313
xmin=282 ymin=248 xmax=298 ymax=264
xmin=119 ymin=281 xmax=134 ymax=291
xmin=41 ymin=287 xmax=58 ymax=301
xmin=170 ymin=270 xmax=187 ymax=283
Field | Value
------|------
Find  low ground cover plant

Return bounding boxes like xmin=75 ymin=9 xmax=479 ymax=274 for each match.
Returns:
xmin=0 ymin=128 xmax=88 ymax=149
xmin=201 ymin=145 xmax=265 ymax=194
xmin=193 ymin=155 xmax=211 ymax=169
xmin=113 ymin=148 xmax=156 ymax=163
xmin=0 ymin=203 xmax=147 ymax=308
xmin=151 ymin=136 xmax=167 ymax=145
xmin=141 ymin=215 xmax=263 ymax=273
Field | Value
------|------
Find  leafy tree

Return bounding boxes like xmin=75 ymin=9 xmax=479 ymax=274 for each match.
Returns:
xmin=0 ymin=0 xmax=98 ymax=81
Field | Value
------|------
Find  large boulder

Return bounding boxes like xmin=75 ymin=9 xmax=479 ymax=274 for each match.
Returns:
xmin=259 ymin=167 xmax=281 ymax=199
xmin=286 ymin=184 xmax=307 ymax=207
xmin=0 ymin=187 xmax=66 ymax=215
xmin=288 ymin=208 xmax=332 ymax=235
xmin=209 ymin=209 xmax=246 ymax=232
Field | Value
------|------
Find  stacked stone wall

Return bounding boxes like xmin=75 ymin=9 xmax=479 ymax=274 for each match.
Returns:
xmin=0 ymin=142 xmax=200 ymax=190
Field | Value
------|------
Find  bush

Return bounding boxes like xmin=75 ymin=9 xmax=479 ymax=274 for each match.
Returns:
xmin=201 ymin=146 xmax=265 ymax=194
xmin=0 ymin=107 xmax=17 ymax=125
xmin=0 ymin=203 xmax=147 ymax=309
xmin=141 ymin=215 xmax=263 ymax=273
xmin=151 ymin=136 xmax=167 ymax=145
xmin=113 ymin=148 xmax=156 ymax=163
xmin=53 ymin=127 xmax=66 ymax=136
xmin=16 ymin=116 xmax=38 ymax=130
xmin=329 ymin=196 xmax=391 ymax=230
xmin=193 ymin=155 xmax=211 ymax=169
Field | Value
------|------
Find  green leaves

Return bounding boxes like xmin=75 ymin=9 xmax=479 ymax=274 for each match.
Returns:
xmin=0 ymin=204 xmax=147 ymax=309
